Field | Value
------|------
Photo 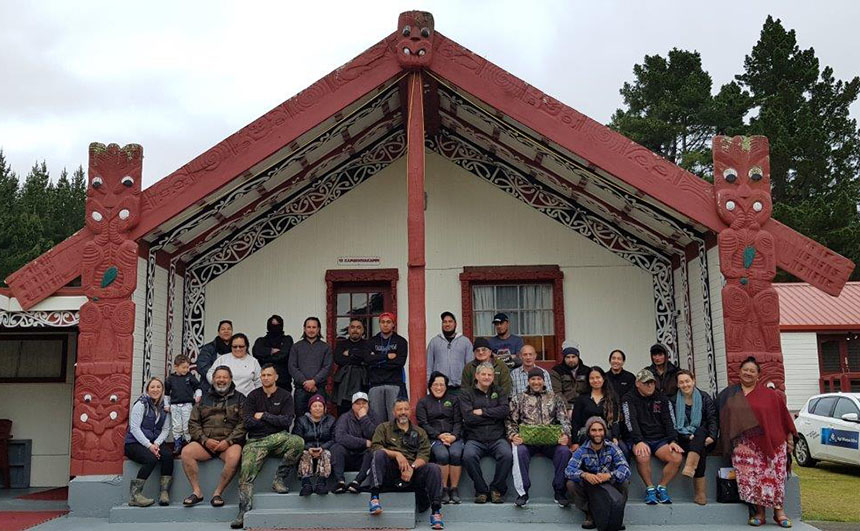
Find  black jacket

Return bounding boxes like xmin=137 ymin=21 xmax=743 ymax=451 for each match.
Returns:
xmin=416 ymin=393 xmax=462 ymax=440
xmin=605 ymin=369 xmax=636 ymax=401
xmin=460 ymin=384 xmax=510 ymax=444
xmin=165 ymin=372 xmax=201 ymax=404
xmin=197 ymin=337 xmax=230 ymax=391
xmin=571 ymin=392 xmax=622 ymax=442
xmin=647 ymin=361 xmax=679 ymax=397
xmin=334 ymin=409 xmax=379 ymax=452
xmin=622 ymin=389 xmax=677 ymax=444
xmin=367 ymin=333 xmax=408 ymax=387
xmin=670 ymin=388 xmax=719 ymax=441
xmin=293 ymin=413 xmax=336 ymax=450
xmin=252 ymin=333 xmax=294 ymax=391
xmin=242 ymin=386 xmax=294 ymax=440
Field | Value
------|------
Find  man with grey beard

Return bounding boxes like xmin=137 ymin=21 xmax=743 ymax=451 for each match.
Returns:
xmin=181 ymin=366 xmax=246 ymax=508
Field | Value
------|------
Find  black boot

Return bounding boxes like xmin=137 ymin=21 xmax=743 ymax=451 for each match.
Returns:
xmin=299 ymin=477 xmax=313 ymax=497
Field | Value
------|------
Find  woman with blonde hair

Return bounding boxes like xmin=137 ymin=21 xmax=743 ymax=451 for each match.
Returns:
xmin=124 ymin=377 xmax=173 ymax=507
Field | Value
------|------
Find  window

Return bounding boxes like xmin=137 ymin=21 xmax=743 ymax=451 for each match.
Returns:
xmin=0 ymin=334 xmax=69 ymax=383
xmin=335 ymin=290 xmax=385 ymax=339
xmin=811 ymin=396 xmax=838 ymax=417
xmin=832 ymin=398 xmax=860 ymax=419
xmin=325 ymin=269 xmax=398 ymax=346
xmin=460 ymin=265 xmax=564 ymax=363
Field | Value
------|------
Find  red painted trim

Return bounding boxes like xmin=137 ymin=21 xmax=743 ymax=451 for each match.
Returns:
xmin=459 ymin=265 xmax=565 ymax=363
xmin=4 ymin=230 xmax=88 ymax=310
xmin=324 ymin=269 xmax=399 ymax=348
xmin=406 ymin=72 xmax=427 ymax=408
xmin=0 ymin=286 xmax=84 ymax=297
xmin=781 ymin=324 xmax=860 ymax=331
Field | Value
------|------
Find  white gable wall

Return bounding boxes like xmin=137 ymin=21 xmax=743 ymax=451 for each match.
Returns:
xmin=781 ymin=331 xmax=820 ymax=411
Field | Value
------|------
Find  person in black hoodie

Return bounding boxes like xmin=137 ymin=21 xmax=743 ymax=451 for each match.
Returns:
xmin=252 ymin=315 xmax=293 ymax=392
xmin=622 ymin=369 xmax=683 ymax=506
xmin=645 ymin=343 xmax=679 ymax=397
xmin=549 ymin=341 xmax=591 ymax=408
xmin=333 ymin=318 xmax=371 ymax=415
xmin=417 ymin=371 xmax=464 ymax=504
xmin=293 ymin=394 xmax=336 ymax=496
xmin=367 ymin=312 xmax=408 ymax=422
xmin=196 ymin=319 xmax=233 ymax=392
xmin=460 ymin=362 xmax=512 ymax=504
xmin=606 ymin=349 xmax=636 ymax=400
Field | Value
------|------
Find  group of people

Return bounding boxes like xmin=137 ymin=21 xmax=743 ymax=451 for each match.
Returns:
xmin=123 ymin=311 xmax=798 ymax=531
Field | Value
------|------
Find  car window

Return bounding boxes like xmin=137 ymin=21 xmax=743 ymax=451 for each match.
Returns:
xmin=811 ymin=396 xmax=838 ymax=416
xmin=832 ymin=398 xmax=860 ymax=419
xmin=806 ymin=397 xmax=820 ymax=413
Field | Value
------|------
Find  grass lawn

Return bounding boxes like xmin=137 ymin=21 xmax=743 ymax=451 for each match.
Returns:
xmin=795 ymin=460 xmax=860 ymax=521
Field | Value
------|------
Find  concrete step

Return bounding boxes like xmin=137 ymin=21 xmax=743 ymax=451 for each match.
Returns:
xmin=251 ymin=490 xmax=413 ymax=510
xmin=243 ymin=507 xmax=415 ymax=529
xmin=109 ymin=503 xmax=238 ymax=523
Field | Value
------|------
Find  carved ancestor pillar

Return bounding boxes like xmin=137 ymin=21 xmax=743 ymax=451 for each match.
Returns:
xmin=713 ymin=136 xmax=784 ymax=389
xmin=71 ymin=143 xmax=142 ymax=475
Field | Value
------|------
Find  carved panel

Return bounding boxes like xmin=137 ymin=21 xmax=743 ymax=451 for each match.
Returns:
xmin=0 ymin=310 xmax=79 ymax=328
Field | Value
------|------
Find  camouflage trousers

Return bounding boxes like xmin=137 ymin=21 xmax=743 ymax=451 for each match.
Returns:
xmin=298 ymin=449 xmax=332 ymax=478
xmin=238 ymin=431 xmax=304 ymax=509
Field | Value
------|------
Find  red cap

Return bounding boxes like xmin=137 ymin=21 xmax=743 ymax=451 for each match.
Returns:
xmin=379 ymin=312 xmax=396 ymax=323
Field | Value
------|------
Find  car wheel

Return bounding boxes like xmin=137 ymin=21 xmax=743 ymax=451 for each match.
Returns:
xmin=794 ymin=436 xmax=817 ymax=467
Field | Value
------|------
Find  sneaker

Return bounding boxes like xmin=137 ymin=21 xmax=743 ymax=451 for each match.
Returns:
xmin=490 ymin=490 xmax=504 ymax=504
xmin=347 ymin=480 xmax=361 ymax=494
xmin=555 ymin=491 xmax=571 ymax=508
xmin=474 ymin=493 xmax=488 ymax=504
xmin=333 ymin=481 xmax=347 ymax=494
xmin=655 ymin=485 xmax=672 ymax=504
xmin=430 ymin=512 xmax=445 ymax=530
xmin=369 ymin=496 xmax=383 ymax=515
xmin=441 ymin=488 xmax=451 ymax=504
xmin=515 ymin=494 xmax=529 ymax=507
xmin=315 ymin=480 xmax=329 ymax=495
xmin=449 ymin=487 xmax=461 ymax=504
xmin=299 ymin=480 xmax=313 ymax=497
xmin=644 ymin=486 xmax=658 ymax=505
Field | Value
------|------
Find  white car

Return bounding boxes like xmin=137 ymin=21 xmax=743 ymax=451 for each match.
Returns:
xmin=794 ymin=392 xmax=860 ymax=467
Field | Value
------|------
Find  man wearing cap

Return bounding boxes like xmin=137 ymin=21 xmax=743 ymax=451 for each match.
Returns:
xmin=461 ymin=337 xmax=512 ymax=396
xmin=367 ymin=312 xmax=408 ymax=421
xmin=506 ymin=367 xmax=571 ymax=507
xmin=565 ymin=416 xmax=631 ymax=530
xmin=331 ymin=391 xmax=379 ymax=494
xmin=426 ymin=311 xmax=474 ymax=395
xmin=621 ymin=369 xmax=682 ymax=505
xmin=486 ymin=313 xmax=524 ymax=369
xmin=510 ymin=344 xmax=553 ymax=396
xmin=645 ymin=343 xmax=679 ymax=397
xmin=550 ymin=341 xmax=591 ymax=408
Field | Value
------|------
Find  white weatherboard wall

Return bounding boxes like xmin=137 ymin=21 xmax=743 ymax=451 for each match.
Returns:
xmin=423 ymin=152 xmax=656 ymax=371
xmin=0 ymin=332 xmax=76 ymax=487
xmin=131 ymin=256 xmax=147 ymax=397
xmin=148 ymin=264 xmax=169 ymax=381
xmin=708 ymin=246 xmax=727 ymax=390
xmin=205 ymin=158 xmax=408 ymax=345
xmin=781 ymin=332 xmax=820 ymax=411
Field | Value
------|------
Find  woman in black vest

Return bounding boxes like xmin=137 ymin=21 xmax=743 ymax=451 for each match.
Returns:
xmin=125 ymin=377 xmax=173 ymax=507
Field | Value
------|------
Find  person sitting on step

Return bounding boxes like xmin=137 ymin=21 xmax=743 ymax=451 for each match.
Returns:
xmin=367 ymin=399 xmax=445 ymax=530
xmin=125 ymin=377 xmax=173 ymax=507
xmin=417 ymin=371 xmax=465 ymax=504
xmin=292 ymin=393 xmax=336 ymax=496
xmin=565 ymin=416 xmax=631 ymax=531
xmin=331 ymin=392 xmax=379 ymax=494
xmin=671 ymin=369 xmax=718 ymax=506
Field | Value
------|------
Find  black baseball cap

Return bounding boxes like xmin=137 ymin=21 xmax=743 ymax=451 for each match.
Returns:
xmin=492 ymin=313 xmax=509 ymax=323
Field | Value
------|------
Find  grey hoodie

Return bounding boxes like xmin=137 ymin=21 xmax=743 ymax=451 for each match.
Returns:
xmin=426 ymin=332 xmax=474 ymax=387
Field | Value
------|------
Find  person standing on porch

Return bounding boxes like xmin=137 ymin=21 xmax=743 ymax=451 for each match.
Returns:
xmin=486 ymin=313 xmax=523 ymax=370
xmin=606 ymin=349 xmax=636 ymax=400
xmin=231 ymin=364 xmax=303 ymax=529
xmin=251 ymin=314 xmax=294 ymax=392
xmin=289 ymin=317 xmax=332 ymax=415
xmin=426 ymin=311 xmax=473 ymax=395
xmin=646 ymin=343 xmax=679 ymax=397
xmin=510 ymin=344 xmax=552 ymax=396
xmin=197 ymin=319 xmax=233 ymax=392
xmin=207 ymin=333 xmax=262 ymax=397
xmin=550 ymin=342 xmax=591 ymax=408
xmin=461 ymin=337 xmax=512 ymax=396
xmin=125 ymin=377 xmax=173 ymax=507
xmin=164 ymin=354 xmax=202 ymax=457
xmin=333 ymin=318 xmax=372 ymax=415
xmin=367 ymin=312 xmax=408 ymax=422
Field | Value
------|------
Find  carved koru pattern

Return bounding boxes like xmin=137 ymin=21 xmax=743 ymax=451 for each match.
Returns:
xmin=0 ymin=310 xmax=79 ymax=328
xmin=428 ymin=130 xmax=678 ymax=357
xmin=72 ymin=143 xmax=141 ymax=475
xmin=714 ymin=136 xmax=784 ymax=390
xmin=396 ymin=11 xmax=434 ymax=69
xmin=181 ymin=130 xmax=408 ymax=358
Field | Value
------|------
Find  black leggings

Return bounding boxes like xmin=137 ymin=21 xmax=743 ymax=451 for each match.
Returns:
xmin=676 ymin=427 xmax=715 ymax=478
xmin=125 ymin=442 xmax=174 ymax=480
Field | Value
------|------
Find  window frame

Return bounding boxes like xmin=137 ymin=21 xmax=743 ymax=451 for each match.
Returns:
xmin=0 ymin=332 xmax=70 ymax=384
xmin=459 ymin=265 xmax=565 ymax=365
xmin=811 ymin=396 xmax=838 ymax=417
xmin=325 ymin=269 xmax=399 ymax=347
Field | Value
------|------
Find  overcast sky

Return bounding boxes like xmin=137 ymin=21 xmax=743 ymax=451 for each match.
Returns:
xmin=2 ymin=0 xmax=859 ymax=187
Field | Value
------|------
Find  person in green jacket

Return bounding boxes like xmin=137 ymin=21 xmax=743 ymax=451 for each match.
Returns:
xmin=460 ymin=338 xmax=512 ymax=396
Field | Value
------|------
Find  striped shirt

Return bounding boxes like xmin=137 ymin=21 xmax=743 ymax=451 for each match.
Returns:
xmin=510 ymin=366 xmax=553 ymax=396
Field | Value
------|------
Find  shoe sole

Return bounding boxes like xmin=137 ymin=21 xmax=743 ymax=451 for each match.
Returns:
xmin=370 ymin=508 xmax=383 ymax=515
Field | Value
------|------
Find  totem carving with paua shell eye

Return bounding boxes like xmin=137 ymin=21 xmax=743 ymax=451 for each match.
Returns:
xmin=396 ymin=11 xmax=434 ymax=69
xmin=713 ymin=135 xmax=784 ymax=390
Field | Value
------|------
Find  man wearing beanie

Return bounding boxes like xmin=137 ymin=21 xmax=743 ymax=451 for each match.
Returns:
xmin=565 ymin=416 xmax=631 ymax=530
xmin=426 ymin=312 xmax=474 ymax=395
xmin=506 ymin=367 xmax=571 ymax=507
xmin=367 ymin=312 xmax=409 ymax=421
xmin=460 ymin=337 xmax=512 ymax=396
xmin=550 ymin=341 xmax=591 ymax=407
xmin=510 ymin=344 xmax=553 ymax=395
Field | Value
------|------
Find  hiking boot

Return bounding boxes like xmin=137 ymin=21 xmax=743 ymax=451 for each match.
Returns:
xmin=643 ymin=486 xmax=658 ymax=505
xmin=299 ymin=478 xmax=313 ymax=497
xmin=474 ymin=493 xmax=488 ymax=504
xmin=231 ymin=484 xmax=252 ymax=529
xmin=128 ymin=478 xmax=154 ymax=507
xmin=515 ymin=494 xmax=529 ymax=507
xmin=441 ymin=488 xmax=451 ymax=504
xmin=272 ymin=475 xmax=289 ymax=494
xmin=449 ymin=487 xmax=461 ymax=504
xmin=655 ymin=484 xmax=672 ymax=504
xmin=581 ymin=512 xmax=596 ymax=529
xmin=158 ymin=475 xmax=172 ymax=506
xmin=490 ymin=490 xmax=504 ymax=504
xmin=314 ymin=479 xmax=329 ymax=495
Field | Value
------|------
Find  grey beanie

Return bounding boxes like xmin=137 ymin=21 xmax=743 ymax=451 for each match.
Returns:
xmin=584 ymin=416 xmax=608 ymax=434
